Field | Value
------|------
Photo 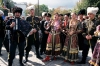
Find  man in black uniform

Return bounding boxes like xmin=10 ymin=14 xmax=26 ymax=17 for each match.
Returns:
xmin=40 ymin=13 xmax=51 ymax=55
xmin=78 ymin=7 xmax=99 ymax=64
xmin=3 ymin=13 xmax=14 ymax=53
xmin=7 ymin=7 xmax=32 ymax=66
xmin=25 ymin=5 xmax=42 ymax=63
xmin=0 ymin=10 xmax=5 ymax=55
xmin=77 ymin=9 xmax=86 ymax=50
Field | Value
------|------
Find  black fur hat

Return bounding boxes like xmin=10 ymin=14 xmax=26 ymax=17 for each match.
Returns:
xmin=44 ymin=13 xmax=51 ymax=17
xmin=12 ymin=6 xmax=23 ymax=14
xmin=65 ymin=13 xmax=70 ymax=17
xmin=78 ymin=9 xmax=86 ymax=15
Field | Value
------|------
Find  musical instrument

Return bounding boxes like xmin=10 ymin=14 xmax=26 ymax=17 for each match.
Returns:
xmin=44 ymin=21 xmax=51 ymax=30
xmin=13 ymin=18 xmax=32 ymax=37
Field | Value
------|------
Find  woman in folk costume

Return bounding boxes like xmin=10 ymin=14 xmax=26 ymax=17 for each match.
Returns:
xmin=42 ymin=13 xmax=61 ymax=62
xmin=89 ymin=25 xmax=100 ymax=66
xmin=60 ymin=13 xmax=70 ymax=53
xmin=62 ymin=13 xmax=80 ymax=64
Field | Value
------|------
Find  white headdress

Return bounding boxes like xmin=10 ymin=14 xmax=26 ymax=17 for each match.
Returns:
xmin=26 ymin=5 xmax=35 ymax=10
xmin=0 ymin=10 xmax=4 ymax=15
xmin=8 ymin=13 xmax=13 ymax=17
xmin=42 ymin=12 xmax=47 ymax=16
xmin=87 ymin=7 xmax=99 ymax=15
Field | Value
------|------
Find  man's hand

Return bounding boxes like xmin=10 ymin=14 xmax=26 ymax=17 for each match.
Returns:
xmin=29 ymin=31 xmax=33 ymax=35
xmin=88 ymin=35 xmax=92 ymax=39
xmin=10 ymin=22 xmax=15 ymax=28
xmin=29 ymin=29 xmax=37 ymax=35
xmin=33 ymin=29 xmax=37 ymax=33
xmin=86 ymin=35 xmax=92 ymax=40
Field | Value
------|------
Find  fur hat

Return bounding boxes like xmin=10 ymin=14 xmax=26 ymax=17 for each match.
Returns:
xmin=87 ymin=7 xmax=99 ymax=15
xmin=44 ymin=13 xmax=51 ymax=17
xmin=65 ymin=13 xmax=70 ymax=17
xmin=78 ymin=9 xmax=86 ymax=15
xmin=12 ymin=7 xmax=23 ymax=14
xmin=26 ymin=5 xmax=35 ymax=10
xmin=42 ymin=12 xmax=47 ymax=17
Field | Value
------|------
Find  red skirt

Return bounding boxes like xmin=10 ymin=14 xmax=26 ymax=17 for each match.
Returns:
xmin=46 ymin=32 xmax=61 ymax=55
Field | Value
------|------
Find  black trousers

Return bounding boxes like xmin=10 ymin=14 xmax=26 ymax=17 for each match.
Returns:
xmin=60 ymin=32 xmax=66 ymax=51
xmin=3 ymin=36 xmax=9 ymax=52
xmin=78 ymin=34 xmax=84 ymax=50
xmin=8 ymin=41 xmax=25 ymax=65
xmin=25 ymin=40 xmax=40 ymax=53
xmin=82 ymin=40 xmax=96 ymax=62
xmin=40 ymin=34 xmax=48 ymax=54
xmin=0 ymin=38 xmax=4 ymax=54
xmin=25 ymin=35 xmax=40 ymax=58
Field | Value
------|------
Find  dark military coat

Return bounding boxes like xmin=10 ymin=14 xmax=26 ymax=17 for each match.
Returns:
xmin=77 ymin=19 xmax=85 ymax=50
xmin=0 ymin=17 xmax=5 ymax=38
xmin=6 ymin=18 xmax=32 ymax=43
xmin=82 ymin=18 xmax=99 ymax=46
xmin=26 ymin=16 xmax=40 ymax=41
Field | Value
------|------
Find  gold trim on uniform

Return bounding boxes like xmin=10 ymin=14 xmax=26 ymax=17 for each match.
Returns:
xmin=82 ymin=33 xmax=86 ymax=35
xmin=17 ymin=32 xmax=20 ymax=43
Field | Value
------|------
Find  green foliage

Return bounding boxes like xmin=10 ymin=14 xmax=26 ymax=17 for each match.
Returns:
xmin=25 ymin=4 xmax=70 ymax=16
xmin=6 ymin=0 xmax=15 ymax=8
xmin=39 ymin=4 xmax=49 ymax=16
xmin=96 ymin=1 xmax=100 ymax=14
xmin=25 ymin=4 xmax=49 ymax=16
xmin=74 ymin=0 xmax=100 ymax=15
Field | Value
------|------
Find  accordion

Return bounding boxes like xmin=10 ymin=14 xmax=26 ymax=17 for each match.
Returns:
xmin=19 ymin=20 xmax=32 ymax=37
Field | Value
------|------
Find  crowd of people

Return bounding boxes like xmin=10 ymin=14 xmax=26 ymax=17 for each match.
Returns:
xmin=0 ymin=5 xmax=100 ymax=66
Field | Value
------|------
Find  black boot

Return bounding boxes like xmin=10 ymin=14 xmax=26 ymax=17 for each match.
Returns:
xmin=19 ymin=56 xmax=24 ymax=66
xmin=40 ymin=50 xmax=43 ymax=55
xmin=0 ymin=49 xmax=2 ymax=56
xmin=8 ymin=60 xmax=13 ymax=66
xmin=77 ymin=57 xmax=86 ymax=64
xmin=24 ymin=52 xmax=29 ymax=63
xmin=36 ymin=50 xmax=43 ymax=59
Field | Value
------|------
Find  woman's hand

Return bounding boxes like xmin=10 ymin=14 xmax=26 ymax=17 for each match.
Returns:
xmin=69 ymin=31 xmax=74 ymax=35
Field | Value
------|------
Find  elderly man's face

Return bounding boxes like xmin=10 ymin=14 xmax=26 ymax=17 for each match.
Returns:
xmin=30 ymin=9 xmax=34 ymax=16
xmin=88 ymin=13 xmax=95 ymax=20
xmin=14 ymin=12 xmax=21 ymax=17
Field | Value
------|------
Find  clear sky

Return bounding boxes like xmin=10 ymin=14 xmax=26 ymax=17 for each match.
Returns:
xmin=12 ymin=0 xmax=79 ymax=9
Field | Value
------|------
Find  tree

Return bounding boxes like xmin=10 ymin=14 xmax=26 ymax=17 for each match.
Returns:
xmin=39 ymin=4 xmax=49 ymax=16
xmin=25 ymin=4 xmax=49 ymax=16
xmin=49 ymin=8 xmax=54 ymax=16
xmin=96 ymin=1 xmax=100 ymax=14
xmin=52 ymin=7 xmax=68 ymax=15
xmin=5 ymin=0 xmax=15 ymax=10
xmin=0 ymin=0 xmax=3 ymax=7
xmin=74 ymin=0 xmax=100 ymax=14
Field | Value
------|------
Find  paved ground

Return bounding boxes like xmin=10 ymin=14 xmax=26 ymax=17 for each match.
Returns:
xmin=0 ymin=46 xmax=92 ymax=66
